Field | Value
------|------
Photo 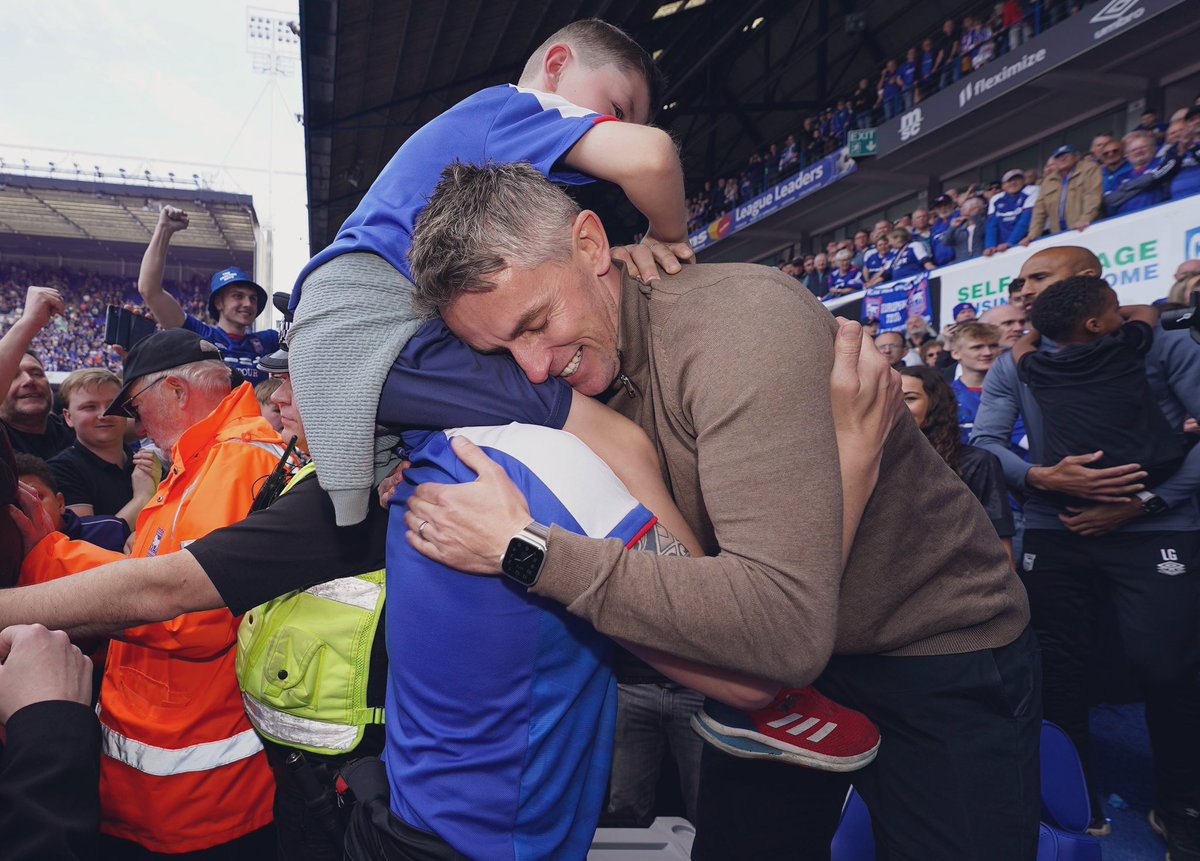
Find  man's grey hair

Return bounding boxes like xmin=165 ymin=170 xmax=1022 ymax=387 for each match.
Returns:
xmin=136 ymin=360 xmax=232 ymax=401
xmin=409 ymin=162 xmax=581 ymax=318
xmin=1122 ymin=129 xmax=1155 ymax=148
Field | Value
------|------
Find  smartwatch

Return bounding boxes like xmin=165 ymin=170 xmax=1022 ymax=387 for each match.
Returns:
xmin=1136 ymin=491 xmax=1167 ymax=515
xmin=501 ymin=521 xmax=552 ymax=588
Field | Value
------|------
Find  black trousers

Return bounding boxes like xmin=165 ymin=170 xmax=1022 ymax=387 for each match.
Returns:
xmin=1022 ymin=528 xmax=1200 ymax=811
xmin=343 ymin=800 xmax=467 ymax=861
xmin=96 ymin=826 xmax=275 ymax=860
xmin=692 ymin=627 xmax=1042 ymax=861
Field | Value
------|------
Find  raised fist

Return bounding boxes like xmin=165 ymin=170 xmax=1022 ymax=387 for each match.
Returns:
xmin=20 ymin=286 xmax=64 ymax=331
xmin=158 ymin=205 xmax=189 ymax=235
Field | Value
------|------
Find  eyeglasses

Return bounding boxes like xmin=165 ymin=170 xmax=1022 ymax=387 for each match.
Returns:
xmin=123 ymin=376 xmax=166 ymax=421
xmin=1101 ymin=148 xmax=1122 ymax=157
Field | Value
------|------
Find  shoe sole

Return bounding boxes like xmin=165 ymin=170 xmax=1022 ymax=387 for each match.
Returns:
xmin=690 ymin=713 xmax=880 ymax=773
xmin=1151 ymin=810 xmax=1166 ymax=839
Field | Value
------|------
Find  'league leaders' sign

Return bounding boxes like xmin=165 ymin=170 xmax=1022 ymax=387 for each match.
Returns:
xmin=688 ymin=149 xmax=857 ymax=253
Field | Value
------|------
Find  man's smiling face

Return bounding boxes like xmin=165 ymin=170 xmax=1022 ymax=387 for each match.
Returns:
xmin=441 ymin=251 xmax=623 ymax=397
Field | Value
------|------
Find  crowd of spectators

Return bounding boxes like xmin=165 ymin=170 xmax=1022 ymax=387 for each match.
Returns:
xmin=687 ymin=0 xmax=1086 ymax=233
xmin=0 ymin=264 xmax=209 ymax=372
xmin=2 ymin=13 xmax=1200 ymax=861
xmin=776 ymin=99 xmax=1200 ymax=299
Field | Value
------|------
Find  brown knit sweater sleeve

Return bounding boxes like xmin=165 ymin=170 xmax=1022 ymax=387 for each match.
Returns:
xmin=533 ymin=277 xmax=845 ymax=687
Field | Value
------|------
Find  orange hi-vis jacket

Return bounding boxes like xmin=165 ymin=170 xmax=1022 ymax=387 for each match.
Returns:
xmin=20 ymin=385 xmax=284 ymax=852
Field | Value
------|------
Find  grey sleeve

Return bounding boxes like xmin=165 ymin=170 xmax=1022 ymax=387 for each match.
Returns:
xmin=970 ymin=354 xmax=1033 ymax=491
xmin=1147 ymin=328 xmax=1200 ymax=508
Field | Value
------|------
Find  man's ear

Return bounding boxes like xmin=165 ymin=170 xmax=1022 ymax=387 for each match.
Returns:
xmin=541 ymin=44 xmax=572 ymax=91
xmin=53 ymin=491 xmax=65 ymax=516
xmin=574 ymin=211 xmax=612 ymax=275
xmin=62 ymin=408 xmax=75 ymax=430
xmin=1084 ymin=317 xmax=1104 ymax=334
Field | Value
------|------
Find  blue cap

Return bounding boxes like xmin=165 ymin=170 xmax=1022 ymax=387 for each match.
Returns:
xmin=1051 ymin=144 xmax=1080 ymax=159
xmin=208 ymin=267 xmax=267 ymax=321
xmin=953 ymin=302 xmax=977 ymax=319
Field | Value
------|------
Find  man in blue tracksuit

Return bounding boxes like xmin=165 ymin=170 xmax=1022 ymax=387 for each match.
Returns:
xmin=972 ymin=245 xmax=1200 ymax=852
xmin=984 ymin=170 xmax=1035 ymax=255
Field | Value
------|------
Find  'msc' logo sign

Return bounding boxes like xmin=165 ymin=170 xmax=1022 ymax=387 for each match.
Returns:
xmin=1185 ymin=226 xmax=1200 ymax=260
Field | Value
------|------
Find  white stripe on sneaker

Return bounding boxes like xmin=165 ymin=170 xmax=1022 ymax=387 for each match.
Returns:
xmin=766 ymin=713 xmax=804 ymax=729
xmin=807 ymin=721 xmax=838 ymax=743
xmin=785 ymin=717 xmax=821 ymax=736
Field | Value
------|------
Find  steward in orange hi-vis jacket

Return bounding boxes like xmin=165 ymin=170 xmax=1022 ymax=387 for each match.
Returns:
xmin=19 ymin=330 xmax=283 ymax=853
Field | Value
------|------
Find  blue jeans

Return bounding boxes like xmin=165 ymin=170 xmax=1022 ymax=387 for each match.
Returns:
xmin=605 ymin=682 xmax=705 ymax=826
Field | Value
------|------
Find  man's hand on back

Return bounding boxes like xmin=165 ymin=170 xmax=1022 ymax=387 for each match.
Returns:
xmin=1026 ymin=451 xmax=1147 ymax=503
xmin=612 ymin=237 xmax=694 ymax=285
xmin=404 ymin=437 xmax=530 ymax=575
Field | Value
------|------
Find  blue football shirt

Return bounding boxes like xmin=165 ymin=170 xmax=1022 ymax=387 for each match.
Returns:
xmin=294 ymin=84 xmax=614 ymax=306
xmin=181 ymin=315 xmax=279 ymax=387
xmin=385 ymin=424 xmax=655 ymax=860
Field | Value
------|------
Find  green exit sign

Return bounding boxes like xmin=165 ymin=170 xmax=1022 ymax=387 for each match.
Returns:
xmin=847 ymin=129 xmax=877 ymax=157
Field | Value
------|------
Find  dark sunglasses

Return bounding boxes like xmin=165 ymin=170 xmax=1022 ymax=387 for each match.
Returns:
xmin=123 ymin=376 xmax=167 ymax=421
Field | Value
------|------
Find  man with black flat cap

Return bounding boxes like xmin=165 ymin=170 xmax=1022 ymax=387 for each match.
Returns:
xmin=14 ymin=327 xmax=285 ymax=858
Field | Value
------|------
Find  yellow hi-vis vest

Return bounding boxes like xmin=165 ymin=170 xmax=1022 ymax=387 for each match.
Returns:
xmin=235 ymin=463 xmax=386 ymax=756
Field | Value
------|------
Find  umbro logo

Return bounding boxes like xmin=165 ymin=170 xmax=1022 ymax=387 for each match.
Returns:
xmin=1090 ymin=0 xmax=1139 ymax=23
xmin=1158 ymin=548 xmax=1186 ymax=576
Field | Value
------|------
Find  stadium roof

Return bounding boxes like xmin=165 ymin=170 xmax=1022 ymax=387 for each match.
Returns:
xmin=299 ymin=0 xmax=985 ymax=251
xmin=0 ymin=173 xmax=257 ymax=272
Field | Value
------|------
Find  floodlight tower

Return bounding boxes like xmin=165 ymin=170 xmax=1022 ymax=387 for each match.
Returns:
xmin=245 ymin=7 xmax=300 ymax=305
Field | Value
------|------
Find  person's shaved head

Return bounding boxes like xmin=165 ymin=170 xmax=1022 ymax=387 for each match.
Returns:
xmin=1175 ymin=259 xmax=1200 ymax=281
xmin=1017 ymin=246 xmax=1102 ymax=307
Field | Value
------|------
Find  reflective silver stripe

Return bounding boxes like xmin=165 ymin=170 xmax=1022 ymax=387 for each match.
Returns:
xmin=100 ymin=723 xmax=263 ymax=777
xmin=242 ymin=693 xmax=360 ymax=752
xmin=303 ymin=577 xmax=383 ymax=612
xmin=222 ymin=438 xmax=286 ymax=459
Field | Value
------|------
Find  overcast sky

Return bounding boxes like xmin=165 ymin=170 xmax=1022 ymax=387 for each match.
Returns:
xmin=0 ymin=0 xmax=309 ymax=302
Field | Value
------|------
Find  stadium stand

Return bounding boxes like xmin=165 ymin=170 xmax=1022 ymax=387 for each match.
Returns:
xmin=0 ymin=173 xmax=259 ymax=374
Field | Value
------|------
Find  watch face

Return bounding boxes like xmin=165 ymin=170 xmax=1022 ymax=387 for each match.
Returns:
xmin=502 ymin=537 xmax=545 ymax=586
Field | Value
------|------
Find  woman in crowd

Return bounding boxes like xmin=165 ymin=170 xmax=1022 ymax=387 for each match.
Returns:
xmin=899 ymin=365 xmax=1014 ymax=561
xmin=918 ymin=339 xmax=944 ymax=367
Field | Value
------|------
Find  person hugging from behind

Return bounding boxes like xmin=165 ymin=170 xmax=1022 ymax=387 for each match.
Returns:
xmin=1013 ymin=275 xmax=1182 ymax=507
xmin=899 ymin=366 xmax=1014 ymax=562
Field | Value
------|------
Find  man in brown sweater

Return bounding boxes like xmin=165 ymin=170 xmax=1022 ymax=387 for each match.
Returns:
xmin=403 ymin=162 xmax=1039 ymax=859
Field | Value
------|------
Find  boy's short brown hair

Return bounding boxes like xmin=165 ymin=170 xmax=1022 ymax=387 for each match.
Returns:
xmin=521 ymin=19 xmax=665 ymax=118
xmin=951 ymin=321 xmax=1001 ymax=346
xmin=255 ymin=378 xmax=282 ymax=406
xmin=59 ymin=368 xmax=122 ymax=409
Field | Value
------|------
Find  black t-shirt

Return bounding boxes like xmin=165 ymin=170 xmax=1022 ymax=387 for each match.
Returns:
xmin=48 ymin=443 xmax=136 ymax=516
xmin=935 ymin=30 xmax=958 ymax=67
xmin=1018 ymin=321 xmax=1183 ymax=489
xmin=851 ymin=85 xmax=872 ymax=113
xmin=188 ymin=471 xmax=389 ymax=616
xmin=957 ymin=445 xmax=1015 ymax=539
xmin=2 ymin=413 xmax=74 ymax=461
